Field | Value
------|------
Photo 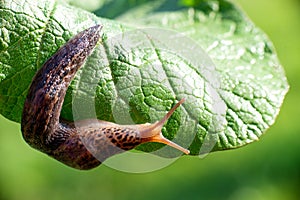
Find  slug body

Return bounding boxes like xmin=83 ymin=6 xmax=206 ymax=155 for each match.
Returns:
xmin=21 ymin=25 xmax=189 ymax=170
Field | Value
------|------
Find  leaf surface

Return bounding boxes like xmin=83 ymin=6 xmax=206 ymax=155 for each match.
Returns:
xmin=0 ymin=0 xmax=288 ymax=155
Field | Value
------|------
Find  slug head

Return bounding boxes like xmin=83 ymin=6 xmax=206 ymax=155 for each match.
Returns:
xmin=133 ymin=98 xmax=190 ymax=155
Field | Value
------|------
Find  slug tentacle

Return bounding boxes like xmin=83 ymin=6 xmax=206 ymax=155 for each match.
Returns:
xmin=21 ymin=25 xmax=189 ymax=170
xmin=136 ymin=98 xmax=190 ymax=155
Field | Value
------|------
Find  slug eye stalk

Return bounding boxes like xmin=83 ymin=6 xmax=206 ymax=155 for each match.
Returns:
xmin=136 ymin=98 xmax=190 ymax=155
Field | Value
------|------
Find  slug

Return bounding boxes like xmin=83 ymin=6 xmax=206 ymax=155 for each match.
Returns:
xmin=21 ymin=25 xmax=189 ymax=170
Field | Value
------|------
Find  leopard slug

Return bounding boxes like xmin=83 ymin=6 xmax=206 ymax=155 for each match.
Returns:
xmin=21 ymin=25 xmax=189 ymax=170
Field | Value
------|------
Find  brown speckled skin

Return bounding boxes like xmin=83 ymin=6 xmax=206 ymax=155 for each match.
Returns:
xmin=21 ymin=25 xmax=142 ymax=170
xmin=80 ymin=126 xmax=142 ymax=162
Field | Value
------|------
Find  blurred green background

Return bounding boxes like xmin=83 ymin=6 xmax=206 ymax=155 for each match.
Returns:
xmin=0 ymin=0 xmax=299 ymax=199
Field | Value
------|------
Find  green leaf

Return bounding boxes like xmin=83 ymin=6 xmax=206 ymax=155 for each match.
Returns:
xmin=0 ymin=0 xmax=288 ymax=155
